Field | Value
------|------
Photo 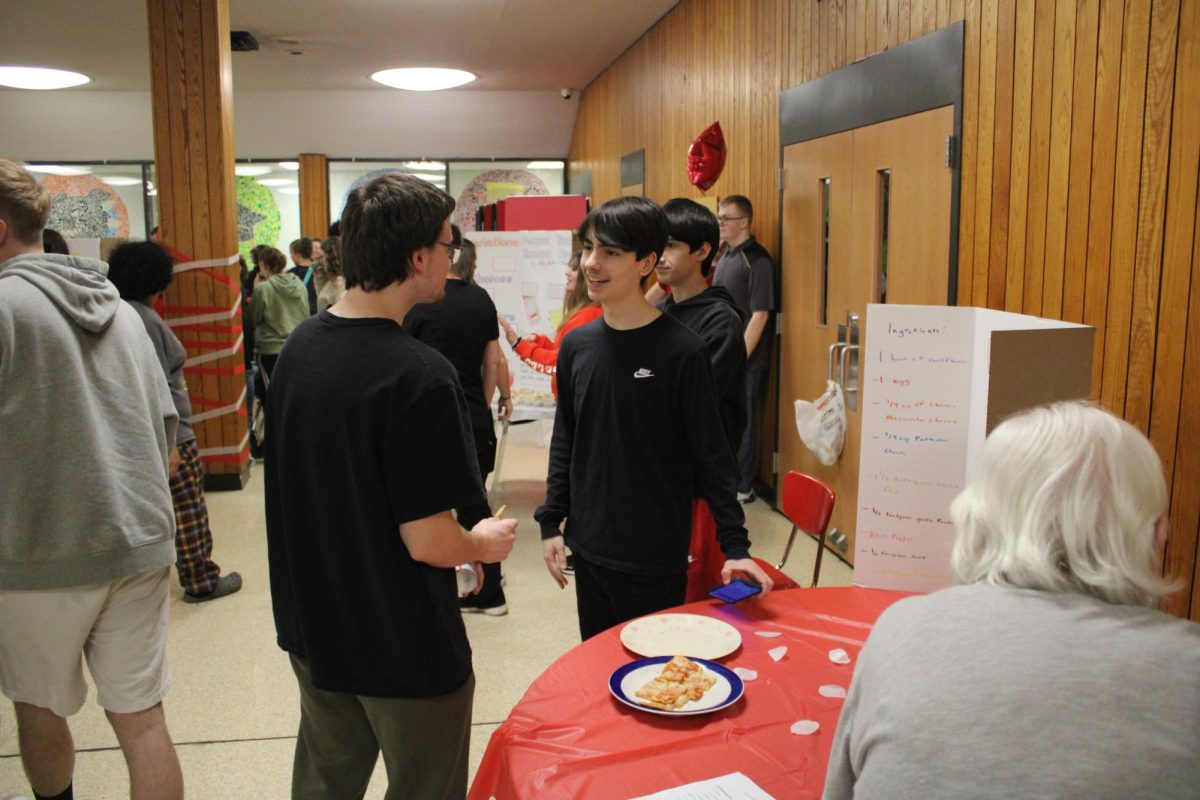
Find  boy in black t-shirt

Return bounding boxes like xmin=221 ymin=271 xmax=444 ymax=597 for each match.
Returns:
xmin=534 ymin=197 xmax=773 ymax=640
xmin=264 ymin=173 xmax=516 ymax=798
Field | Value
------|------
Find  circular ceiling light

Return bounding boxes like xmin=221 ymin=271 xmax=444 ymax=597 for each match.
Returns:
xmin=278 ymin=161 xmax=300 ymax=171
xmin=0 ymin=66 xmax=90 ymax=90
xmin=370 ymin=68 xmax=476 ymax=91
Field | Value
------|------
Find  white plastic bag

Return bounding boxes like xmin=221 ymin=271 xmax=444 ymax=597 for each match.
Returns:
xmin=794 ymin=380 xmax=846 ymax=466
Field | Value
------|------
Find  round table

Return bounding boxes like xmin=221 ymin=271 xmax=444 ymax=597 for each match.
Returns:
xmin=469 ymin=586 xmax=912 ymax=799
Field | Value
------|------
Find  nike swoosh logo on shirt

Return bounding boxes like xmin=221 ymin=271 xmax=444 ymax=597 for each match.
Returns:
xmin=633 ymin=368 xmax=655 ymax=379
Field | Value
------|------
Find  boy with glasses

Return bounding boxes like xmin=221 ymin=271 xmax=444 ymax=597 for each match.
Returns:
xmin=264 ymin=173 xmax=516 ymax=798
xmin=714 ymin=194 xmax=775 ymax=503
xmin=535 ymin=197 xmax=772 ymax=640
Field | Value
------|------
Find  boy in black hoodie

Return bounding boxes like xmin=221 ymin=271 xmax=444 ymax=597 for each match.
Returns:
xmin=655 ymin=198 xmax=748 ymax=452
xmin=654 ymin=198 xmax=750 ymax=600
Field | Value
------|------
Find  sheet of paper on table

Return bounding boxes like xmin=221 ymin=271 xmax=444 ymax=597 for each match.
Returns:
xmin=629 ymin=770 xmax=775 ymax=800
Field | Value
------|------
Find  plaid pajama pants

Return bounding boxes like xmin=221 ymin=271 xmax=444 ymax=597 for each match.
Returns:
xmin=170 ymin=439 xmax=221 ymax=595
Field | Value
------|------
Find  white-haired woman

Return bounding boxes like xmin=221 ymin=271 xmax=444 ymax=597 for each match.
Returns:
xmin=824 ymin=402 xmax=1199 ymax=800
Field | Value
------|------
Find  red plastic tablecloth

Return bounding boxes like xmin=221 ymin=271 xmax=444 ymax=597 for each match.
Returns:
xmin=468 ymin=586 xmax=912 ymax=800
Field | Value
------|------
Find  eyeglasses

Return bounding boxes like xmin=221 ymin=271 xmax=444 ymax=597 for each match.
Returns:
xmin=437 ymin=241 xmax=463 ymax=263
xmin=717 ymin=215 xmax=746 ymax=224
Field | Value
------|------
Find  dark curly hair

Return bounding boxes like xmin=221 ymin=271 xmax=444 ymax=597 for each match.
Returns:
xmin=106 ymin=240 xmax=175 ymax=301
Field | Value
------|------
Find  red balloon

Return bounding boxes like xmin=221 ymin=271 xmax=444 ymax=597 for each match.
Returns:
xmin=687 ymin=121 xmax=727 ymax=192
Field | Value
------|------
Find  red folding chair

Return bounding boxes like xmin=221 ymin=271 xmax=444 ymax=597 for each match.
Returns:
xmin=777 ymin=470 xmax=836 ymax=587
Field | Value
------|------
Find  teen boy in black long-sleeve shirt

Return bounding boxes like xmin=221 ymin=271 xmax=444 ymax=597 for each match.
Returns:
xmin=534 ymin=197 xmax=773 ymax=640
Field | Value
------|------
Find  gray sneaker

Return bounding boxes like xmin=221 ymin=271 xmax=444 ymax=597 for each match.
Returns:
xmin=183 ymin=572 xmax=243 ymax=604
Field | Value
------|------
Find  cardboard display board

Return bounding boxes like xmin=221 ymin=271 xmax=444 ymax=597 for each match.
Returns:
xmin=472 ymin=230 xmax=574 ymax=419
xmin=854 ymin=304 xmax=1093 ymax=593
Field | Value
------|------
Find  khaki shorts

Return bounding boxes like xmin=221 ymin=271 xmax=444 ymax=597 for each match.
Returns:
xmin=0 ymin=567 xmax=173 ymax=717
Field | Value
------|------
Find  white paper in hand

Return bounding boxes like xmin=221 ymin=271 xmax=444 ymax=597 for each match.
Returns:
xmin=828 ymin=648 xmax=851 ymax=665
xmin=790 ymin=720 xmax=820 ymax=735
xmin=818 ymin=684 xmax=847 ymax=698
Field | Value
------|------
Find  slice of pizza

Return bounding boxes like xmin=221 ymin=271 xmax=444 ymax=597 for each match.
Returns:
xmin=634 ymin=656 xmax=715 ymax=711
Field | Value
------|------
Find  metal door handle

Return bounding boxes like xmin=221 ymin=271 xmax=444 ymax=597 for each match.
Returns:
xmin=840 ymin=344 xmax=859 ymax=395
xmin=828 ymin=342 xmax=847 ymax=382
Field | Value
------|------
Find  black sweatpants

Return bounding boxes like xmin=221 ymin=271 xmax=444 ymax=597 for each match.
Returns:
xmin=573 ymin=554 xmax=687 ymax=641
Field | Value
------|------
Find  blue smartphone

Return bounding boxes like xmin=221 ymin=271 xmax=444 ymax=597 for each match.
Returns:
xmin=708 ymin=577 xmax=763 ymax=603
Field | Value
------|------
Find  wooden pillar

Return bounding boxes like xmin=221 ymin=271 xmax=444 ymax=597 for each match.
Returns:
xmin=147 ymin=0 xmax=249 ymax=488
xmin=299 ymin=154 xmax=331 ymax=238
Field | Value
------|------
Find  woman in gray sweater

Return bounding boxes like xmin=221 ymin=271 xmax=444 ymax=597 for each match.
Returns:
xmin=824 ymin=402 xmax=1199 ymax=800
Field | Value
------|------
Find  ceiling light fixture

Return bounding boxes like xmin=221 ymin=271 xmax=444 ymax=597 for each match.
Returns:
xmin=370 ymin=68 xmax=476 ymax=91
xmin=277 ymin=187 xmax=300 ymax=195
xmin=258 ymin=178 xmax=297 ymax=187
xmin=99 ymin=176 xmax=143 ymax=186
xmin=25 ymin=164 xmax=91 ymax=176
xmin=526 ymin=161 xmax=565 ymax=170
xmin=234 ymin=164 xmax=273 ymax=177
xmin=0 ymin=66 xmax=90 ymax=90
xmin=278 ymin=161 xmax=300 ymax=171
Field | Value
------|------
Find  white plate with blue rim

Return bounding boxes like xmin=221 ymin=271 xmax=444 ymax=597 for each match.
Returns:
xmin=609 ymin=655 xmax=744 ymax=717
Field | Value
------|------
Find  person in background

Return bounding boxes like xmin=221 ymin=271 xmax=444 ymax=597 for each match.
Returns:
xmin=456 ymin=238 xmax=513 ymax=425
xmin=405 ymin=233 xmax=513 ymax=616
xmin=288 ymin=237 xmax=319 ymax=316
xmin=243 ymin=249 xmax=264 ymax=458
xmin=823 ymin=402 xmax=1200 ymax=800
xmin=535 ymin=197 xmax=772 ymax=640
xmin=264 ymin=172 xmax=516 ymax=798
xmin=314 ymin=236 xmax=345 ymax=313
xmin=498 ymin=250 xmax=602 ymax=399
xmin=106 ymin=240 xmax=244 ymax=604
xmin=0 ymin=158 xmax=184 ymax=799
xmin=654 ymin=198 xmax=748 ymax=602
xmin=713 ymin=194 xmax=774 ymax=503
xmin=250 ymin=246 xmax=308 ymax=417
xmin=42 ymin=227 xmax=69 ymax=255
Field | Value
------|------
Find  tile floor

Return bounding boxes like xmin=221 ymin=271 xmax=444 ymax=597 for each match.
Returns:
xmin=0 ymin=421 xmax=852 ymax=798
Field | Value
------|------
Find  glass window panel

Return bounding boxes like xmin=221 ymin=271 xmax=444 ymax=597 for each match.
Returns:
xmin=877 ymin=169 xmax=890 ymax=304
xmin=447 ymin=160 xmax=565 ymax=230
xmin=820 ymin=177 xmax=831 ymax=326
xmin=235 ymin=160 xmax=305 ymax=262
xmin=30 ymin=161 xmax=150 ymax=241
xmin=328 ymin=160 xmax=449 ymax=225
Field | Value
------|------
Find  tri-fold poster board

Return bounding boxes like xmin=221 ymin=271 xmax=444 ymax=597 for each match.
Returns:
xmin=472 ymin=230 xmax=573 ymax=419
xmin=854 ymin=304 xmax=1094 ymax=593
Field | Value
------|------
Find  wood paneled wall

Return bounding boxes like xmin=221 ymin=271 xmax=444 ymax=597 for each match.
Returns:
xmin=569 ymin=0 xmax=1200 ymax=620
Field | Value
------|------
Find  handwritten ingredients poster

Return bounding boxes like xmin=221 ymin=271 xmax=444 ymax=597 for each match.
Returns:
xmin=472 ymin=230 xmax=573 ymax=417
xmin=855 ymin=305 xmax=1093 ymax=593
xmin=855 ymin=305 xmax=974 ymax=592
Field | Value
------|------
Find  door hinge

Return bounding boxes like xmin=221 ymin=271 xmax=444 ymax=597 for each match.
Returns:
xmin=945 ymin=135 xmax=958 ymax=168
xmin=776 ymin=312 xmax=783 ymax=336
xmin=778 ymin=166 xmax=785 ymax=191
xmin=772 ymin=451 xmax=779 ymax=473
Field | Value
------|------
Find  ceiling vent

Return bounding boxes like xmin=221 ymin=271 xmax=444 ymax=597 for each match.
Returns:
xmin=230 ymin=31 xmax=259 ymax=52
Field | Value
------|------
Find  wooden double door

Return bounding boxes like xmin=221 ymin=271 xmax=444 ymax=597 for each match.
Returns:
xmin=778 ymin=105 xmax=955 ymax=564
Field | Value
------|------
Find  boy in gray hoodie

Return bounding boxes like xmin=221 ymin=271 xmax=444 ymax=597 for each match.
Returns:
xmin=0 ymin=159 xmax=184 ymax=800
